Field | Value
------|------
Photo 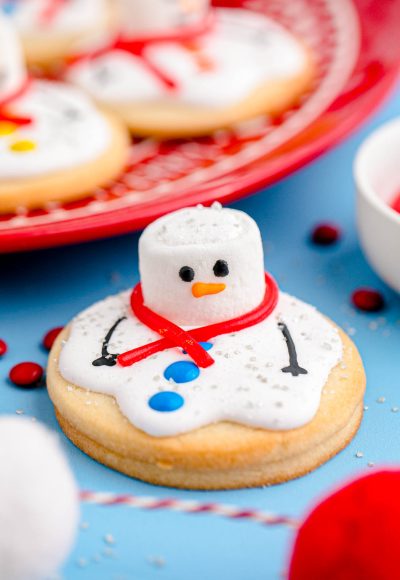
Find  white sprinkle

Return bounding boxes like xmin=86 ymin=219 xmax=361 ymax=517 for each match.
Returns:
xmin=392 ymin=407 xmax=399 ymax=413
xmin=355 ymin=451 xmax=364 ymax=458
xmin=364 ymin=405 xmax=369 ymax=411
xmin=377 ymin=397 xmax=386 ymax=404
xmin=104 ymin=534 xmax=115 ymax=545
xmin=15 ymin=409 xmax=24 ymax=415
xmin=80 ymin=521 xmax=90 ymax=530
xmin=147 ymin=556 xmax=166 ymax=568
xmin=77 ymin=557 xmax=88 ymax=568
xmin=368 ymin=462 xmax=375 ymax=468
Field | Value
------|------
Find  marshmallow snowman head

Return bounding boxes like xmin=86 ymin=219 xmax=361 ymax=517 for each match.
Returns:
xmin=119 ymin=0 xmax=209 ymax=36
xmin=0 ymin=14 xmax=26 ymax=101
xmin=139 ymin=205 xmax=266 ymax=326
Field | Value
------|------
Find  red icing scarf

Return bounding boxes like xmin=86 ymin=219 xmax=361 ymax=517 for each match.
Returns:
xmin=118 ymin=272 xmax=279 ymax=369
xmin=0 ymin=76 xmax=32 ymax=126
xmin=68 ymin=10 xmax=216 ymax=91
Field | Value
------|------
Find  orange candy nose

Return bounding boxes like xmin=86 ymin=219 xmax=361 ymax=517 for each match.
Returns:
xmin=192 ymin=282 xmax=226 ymax=298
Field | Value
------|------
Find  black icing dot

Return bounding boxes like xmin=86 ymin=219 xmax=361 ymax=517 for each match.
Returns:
xmin=213 ymin=260 xmax=229 ymax=277
xmin=179 ymin=266 xmax=195 ymax=282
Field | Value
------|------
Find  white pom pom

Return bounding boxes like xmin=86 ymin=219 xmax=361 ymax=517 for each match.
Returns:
xmin=0 ymin=417 xmax=79 ymax=580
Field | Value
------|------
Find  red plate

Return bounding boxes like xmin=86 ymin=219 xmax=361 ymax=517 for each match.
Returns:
xmin=1 ymin=0 xmax=399 ymax=253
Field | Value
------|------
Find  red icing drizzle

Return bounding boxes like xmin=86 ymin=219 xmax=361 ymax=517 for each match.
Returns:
xmin=390 ymin=191 xmax=400 ymax=214
xmin=0 ymin=77 xmax=33 ymax=127
xmin=68 ymin=11 xmax=216 ymax=91
xmin=40 ymin=0 xmax=66 ymax=24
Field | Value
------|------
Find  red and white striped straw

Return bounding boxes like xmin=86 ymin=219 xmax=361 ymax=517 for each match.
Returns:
xmin=80 ymin=491 xmax=299 ymax=529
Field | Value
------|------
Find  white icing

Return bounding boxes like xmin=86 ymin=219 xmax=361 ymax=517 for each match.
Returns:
xmin=7 ymin=0 xmax=109 ymax=37
xmin=139 ymin=205 xmax=265 ymax=326
xmin=67 ymin=8 xmax=307 ymax=108
xmin=0 ymin=13 xmax=111 ymax=179
xmin=0 ymin=80 xmax=111 ymax=179
xmin=0 ymin=14 xmax=26 ymax=100
xmin=59 ymin=290 xmax=343 ymax=437
xmin=118 ymin=0 xmax=209 ymax=35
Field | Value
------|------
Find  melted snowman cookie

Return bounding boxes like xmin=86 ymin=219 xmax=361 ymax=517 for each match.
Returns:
xmin=0 ymin=13 xmax=129 ymax=213
xmin=67 ymin=6 xmax=314 ymax=137
xmin=47 ymin=205 xmax=365 ymax=489
xmin=59 ymin=290 xmax=343 ymax=437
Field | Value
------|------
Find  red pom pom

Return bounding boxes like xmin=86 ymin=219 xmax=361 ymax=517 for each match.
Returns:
xmin=0 ymin=339 xmax=7 ymax=356
xmin=311 ymin=223 xmax=341 ymax=246
xmin=42 ymin=326 xmax=63 ymax=351
xmin=9 ymin=362 xmax=43 ymax=387
xmin=352 ymin=288 xmax=385 ymax=312
xmin=289 ymin=471 xmax=400 ymax=580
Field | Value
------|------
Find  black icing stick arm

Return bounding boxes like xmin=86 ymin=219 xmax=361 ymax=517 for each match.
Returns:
xmin=92 ymin=317 xmax=126 ymax=367
xmin=278 ymin=322 xmax=308 ymax=377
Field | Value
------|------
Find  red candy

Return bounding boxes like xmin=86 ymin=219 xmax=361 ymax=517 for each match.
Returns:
xmin=42 ymin=326 xmax=64 ymax=351
xmin=0 ymin=339 xmax=7 ymax=356
xmin=311 ymin=223 xmax=341 ymax=245
xmin=9 ymin=362 xmax=43 ymax=387
xmin=289 ymin=471 xmax=400 ymax=580
xmin=352 ymin=288 xmax=385 ymax=312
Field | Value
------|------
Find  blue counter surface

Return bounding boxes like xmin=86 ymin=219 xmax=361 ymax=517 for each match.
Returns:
xmin=1 ymin=88 xmax=399 ymax=579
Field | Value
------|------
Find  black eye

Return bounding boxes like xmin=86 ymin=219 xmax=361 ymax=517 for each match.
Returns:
xmin=213 ymin=260 xmax=229 ymax=277
xmin=179 ymin=266 xmax=195 ymax=282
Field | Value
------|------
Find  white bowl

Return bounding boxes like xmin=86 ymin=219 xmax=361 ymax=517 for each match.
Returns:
xmin=355 ymin=117 xmax=400 ymax=292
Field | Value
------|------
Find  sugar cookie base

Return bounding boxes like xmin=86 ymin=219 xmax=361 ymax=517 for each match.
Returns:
xmin=22 ymin=7 xmax=116 ymax=69
xmin=96 ymin=50 xmax=315 ymax=138
xmin=47 ymin=324 xmax=365 ymax=490
xmin=0 ymin=112 xmax=129 ymax=214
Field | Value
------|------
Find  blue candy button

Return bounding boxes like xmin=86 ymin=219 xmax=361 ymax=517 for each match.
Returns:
xmin=183 ymin=341 xmax=213 ymax=354
xmin=164 ymin=361 xmax=200 ymax=383
xmin=148 ymin=391 xmax=184 ymax=412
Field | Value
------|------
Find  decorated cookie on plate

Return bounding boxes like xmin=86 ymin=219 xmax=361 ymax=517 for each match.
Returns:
xmin=2 ymin=0 xmax=114 ymax=68
xmin=0 ymin=13 xmax=129 ymax=214
xmin=65 ymin=0 xmax=315 ymax=138
xmin=47 ymin=204 xmax=366 ymax=489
